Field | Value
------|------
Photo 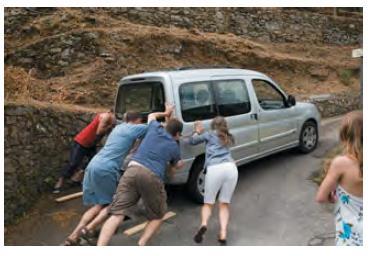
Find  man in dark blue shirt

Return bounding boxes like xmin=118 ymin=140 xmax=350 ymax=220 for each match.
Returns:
xmin=97 ymin=103 xmax=184 ymax=246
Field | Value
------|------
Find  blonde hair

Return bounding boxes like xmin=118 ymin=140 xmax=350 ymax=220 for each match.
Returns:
xmin=211 ymin=116 xmax=235 ymax=146
xmin=339 ymin=111 xmax=363 ymax=177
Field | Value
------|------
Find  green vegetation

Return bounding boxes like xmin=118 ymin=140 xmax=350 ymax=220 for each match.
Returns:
xmin=338 ymin=69 xmax=354 ymax=86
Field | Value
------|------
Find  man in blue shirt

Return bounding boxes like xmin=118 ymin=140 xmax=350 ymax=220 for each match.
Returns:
xmin=97 ymin=104 xmax=184 ymax=246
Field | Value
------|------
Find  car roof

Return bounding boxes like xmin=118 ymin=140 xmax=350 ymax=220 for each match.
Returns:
xmin=119 ymin=68 xmax=268 ymax=83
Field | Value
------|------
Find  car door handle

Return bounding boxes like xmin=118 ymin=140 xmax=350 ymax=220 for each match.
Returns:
xmin=251 ymin=113 xmax=258 ymax=120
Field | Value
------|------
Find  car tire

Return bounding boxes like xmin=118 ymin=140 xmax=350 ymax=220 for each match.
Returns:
xmin=298 ymin=120 xmax=318 ymax=153
xmin=187 ymin=158 xmax=206 ymax=204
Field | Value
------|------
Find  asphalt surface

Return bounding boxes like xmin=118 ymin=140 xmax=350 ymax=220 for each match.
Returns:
xmin=5 ymin=116 xmax=342 ymax=246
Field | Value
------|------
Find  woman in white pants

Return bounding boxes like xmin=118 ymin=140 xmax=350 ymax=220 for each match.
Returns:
xmin=186 ymin=116 xmax=238 ymax=245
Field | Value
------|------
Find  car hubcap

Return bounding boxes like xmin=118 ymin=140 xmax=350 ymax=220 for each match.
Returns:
xmin=302 ymin=125 xmax=317 ymax=149
xmin=197 ymin=169 xmax=206 ymax=196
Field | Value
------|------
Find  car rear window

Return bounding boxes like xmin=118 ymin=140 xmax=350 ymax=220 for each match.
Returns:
xmin=115 ymin=81 xmax=165 ymax=120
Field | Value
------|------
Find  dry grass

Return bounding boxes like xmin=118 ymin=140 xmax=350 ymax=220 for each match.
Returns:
xmin=310 ymin=145 xmax=343 ymax=186
xmin=4 ymin=8 xmax=361 ymax=108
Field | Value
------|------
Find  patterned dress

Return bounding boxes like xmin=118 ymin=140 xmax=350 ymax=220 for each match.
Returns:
xmin=335 ymin=185 xmax=363 ymax=246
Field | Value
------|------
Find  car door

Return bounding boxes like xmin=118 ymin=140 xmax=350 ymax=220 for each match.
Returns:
xmin=249 ymin=77 xmax=298 ymax=154
xmin=211 ymin=77 xmax=259 ymax=164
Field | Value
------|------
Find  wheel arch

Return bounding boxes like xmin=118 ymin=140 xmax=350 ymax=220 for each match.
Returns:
xmin=186 ymin=153 xmax=205 ymax=184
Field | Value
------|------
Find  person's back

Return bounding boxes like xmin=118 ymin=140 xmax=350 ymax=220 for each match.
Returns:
xmin=90 ymin=122 xmax=147 ymax=171
xmin=316 ymin=111 xmax=363 ymax=246
xmin=332 ymin=155 xmax=363 ymax=246
xmin=189 ymin=131 xmax=233 ymax=168
xmin=131 ymin=120 xmax=181 ymax=180
xmin=336 ymin=155 xmax=363 ymax=197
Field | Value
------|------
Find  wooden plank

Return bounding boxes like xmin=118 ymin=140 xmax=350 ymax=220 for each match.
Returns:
xmin=55 ymin=191 xmax=83 ymax=203
xmin=123 ymin=211 xmax=176 ymax=236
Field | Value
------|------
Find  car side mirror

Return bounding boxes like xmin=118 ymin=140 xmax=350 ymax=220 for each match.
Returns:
xmin=287 ymin=95 xmax=296 ymax=107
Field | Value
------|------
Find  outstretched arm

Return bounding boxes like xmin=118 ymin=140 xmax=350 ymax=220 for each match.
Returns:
xmin=147 ymin=102 xmax=174 ymax=123
xmin=97 ymin=113 xmax=113 ymax=135
xmin=185 ymin=121 xmax=208 ymax=145
xmin=167 ymin=160 xmax=185 ymax=177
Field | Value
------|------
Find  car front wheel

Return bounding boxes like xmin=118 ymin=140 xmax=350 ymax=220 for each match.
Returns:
xmin=298 ymin=120 xmax=318 ymax=153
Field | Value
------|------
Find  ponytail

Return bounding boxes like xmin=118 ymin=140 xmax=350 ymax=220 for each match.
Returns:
xmin=211 ymin=116 xmax=235 ymax=147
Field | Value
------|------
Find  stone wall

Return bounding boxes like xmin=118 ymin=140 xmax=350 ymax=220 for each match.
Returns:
xmin=96 ymin=7 xmax=362 ymax=45
xmin=4 ymin=102 xmax=95 ymax=225
xmin=307 ymin=92 xmax=362 ymax=118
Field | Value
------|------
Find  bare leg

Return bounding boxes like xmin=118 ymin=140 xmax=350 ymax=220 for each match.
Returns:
xmin=193 ymin=203 xmax=213 ymax=243
xmin=201 ymin=203 xmax=213 ymax=227
xmin=97 ymin=215 xmax=124 ymax=246
xmin=67 ymin=205 xmax=103 ymax=241
xmin=138 ymin=219 xmax=162 ymax=246
xmin=54 ymin=177 xmax=64 ymax=189
xmin=86 ymin=206 xmax=109 ymax=232
xmin=218 ymin=203 xmax=230 ymax=240
xmin=71 ymin=169 xmax=84 ymax=182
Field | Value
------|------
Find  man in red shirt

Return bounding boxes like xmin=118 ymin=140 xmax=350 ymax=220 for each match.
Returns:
xmin=53 ymin=110 xmax=116 ymax=193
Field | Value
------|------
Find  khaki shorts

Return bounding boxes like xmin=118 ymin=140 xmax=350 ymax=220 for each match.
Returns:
xmin=109 ymin=165 xmax=167 ymax=220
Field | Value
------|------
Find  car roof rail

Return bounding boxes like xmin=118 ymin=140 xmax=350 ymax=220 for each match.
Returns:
xmin=175 ymin=65 xmax=235 ymax=70
xmin=143 ymin=65 xmax=237 ymax=73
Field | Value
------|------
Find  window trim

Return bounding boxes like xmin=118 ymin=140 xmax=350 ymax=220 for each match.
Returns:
xmin=251 ymin=79 xmax=288 ymax=111
xmin=178 ymin=79 xmax=252 ymax=122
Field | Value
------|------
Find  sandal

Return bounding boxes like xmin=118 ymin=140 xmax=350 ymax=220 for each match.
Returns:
xmin=52 ymin=187 xmax=63 ymax=194
xmin=194 ymin=226 xmax=207 ymax=244
xmin=62 ymin=237 xmax=80 ymax=246
xmin=217 ymin=238 xmax=227 ymax=246
xmin=79 ymin=227 xmax=97 ymax=245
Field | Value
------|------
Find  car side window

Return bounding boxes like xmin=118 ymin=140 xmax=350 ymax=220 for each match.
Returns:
xmin=179 ymin=81 xmax=217 ymax=122
xmin=214 ymin=80 xmax=251 ymax=116
xmin=252 ymin=79 xmax=286 ymax=110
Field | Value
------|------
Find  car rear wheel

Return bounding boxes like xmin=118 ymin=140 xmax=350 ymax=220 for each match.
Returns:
xmin=187 ymin=158 xmax=205 ymax=203
xmin=298 ymin=120 xmax=318 ymax=153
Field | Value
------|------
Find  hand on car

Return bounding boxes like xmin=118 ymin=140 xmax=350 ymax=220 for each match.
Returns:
xmin=194 ymin=121 xmax=205 ymax=134
xmin=165 ymin=102 xmax=175 ymax=116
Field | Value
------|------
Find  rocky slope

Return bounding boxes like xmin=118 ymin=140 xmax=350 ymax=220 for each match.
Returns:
xmin=5 ymin=7 xmax=362 ymax=109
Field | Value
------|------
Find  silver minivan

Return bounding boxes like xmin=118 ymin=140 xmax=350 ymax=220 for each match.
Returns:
xmin=115 ymin=68 xmax=320 ymax=202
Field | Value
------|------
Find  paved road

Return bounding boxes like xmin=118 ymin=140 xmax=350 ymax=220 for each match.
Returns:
xmin=5 ymin=116 xmax=341 ymax=246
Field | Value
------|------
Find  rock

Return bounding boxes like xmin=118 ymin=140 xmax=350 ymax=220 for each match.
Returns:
xmin=21 ymin=25 xmax=39 ymax=36
xmin=84 ymin=16 xmax=96 ymax=24
xmin=309 ymin=67 xmax=330 ymax=81
xmin=216 ymin=11 xmax=224 ymax=20
xmin=63 ymin=39 xmax=74 ymax=46
xmin=309 ymin=94 xmax=332 ymax=101
xmin=265 ymin=22 xmax=281 ymax=31
xmin=50 ymin=48 xmax=62 ymax=54
xmin=57 ymin=60 xmax=69 ymax=67
xmin=77 ymin=52 xmax=86 ymax=58
xmin=61 ymin=48 xmax=71 ymax=59
xmin=100 ymin=52 xmax=112 ymax=57
xmin=19 ymin=57 xmax=34 ymax=64
xmin=104 ymin=57 xmax=116 ymax=63
xmin=85 ymin=32 xmax=98 ymax=40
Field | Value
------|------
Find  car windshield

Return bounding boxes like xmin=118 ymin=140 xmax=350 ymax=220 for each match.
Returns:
xmin=115 ymin=81 xmax=165 ymax=120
